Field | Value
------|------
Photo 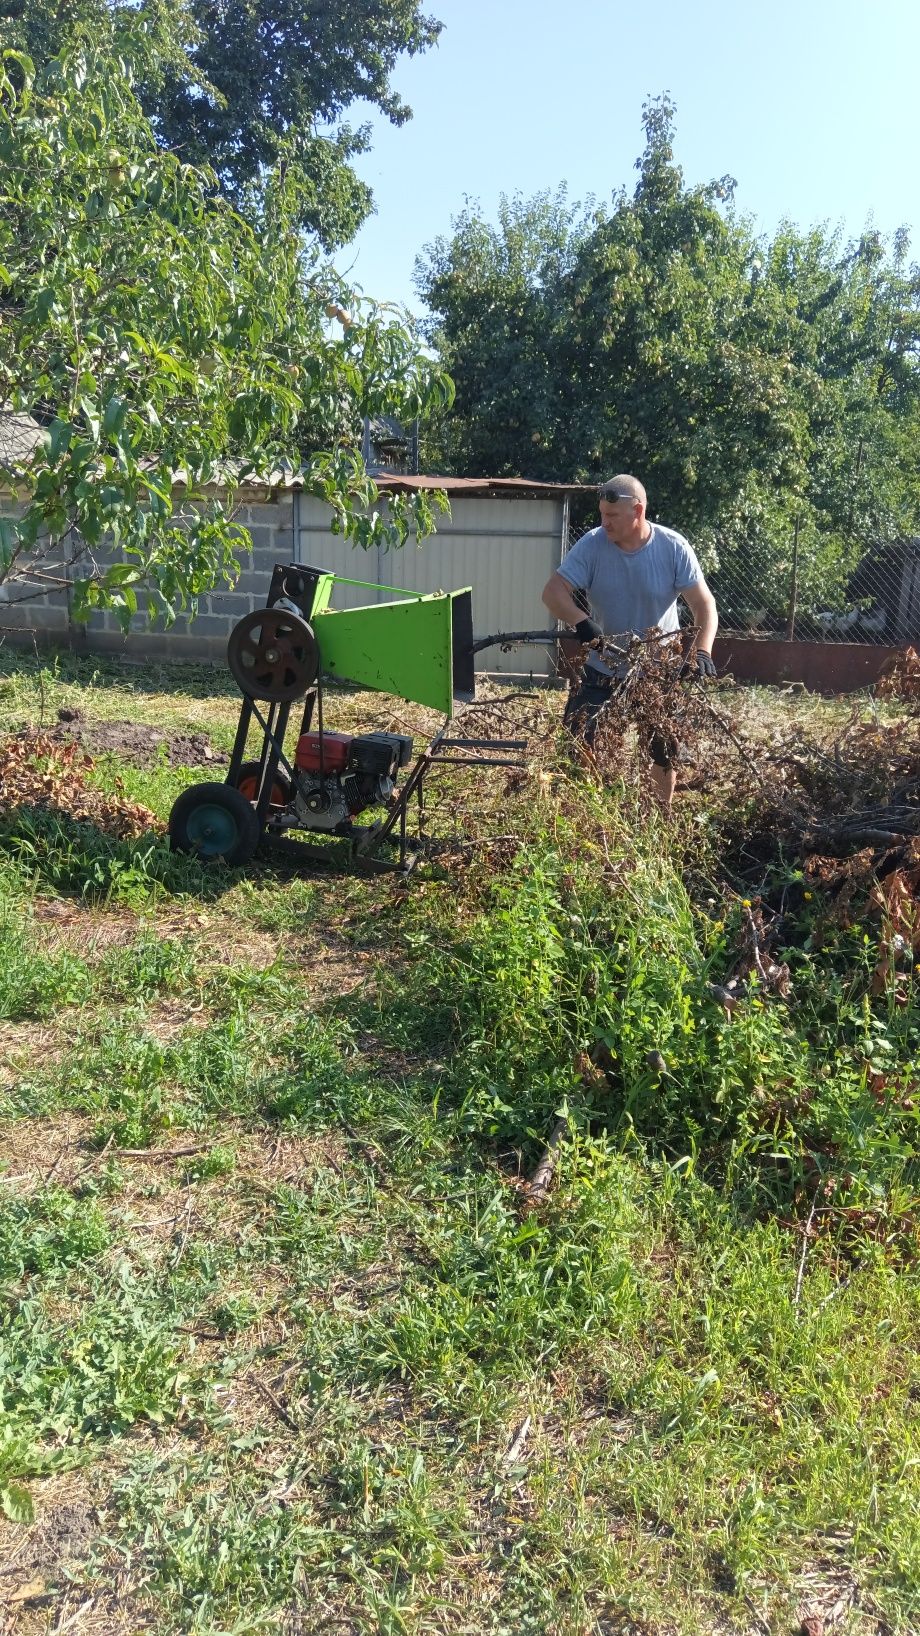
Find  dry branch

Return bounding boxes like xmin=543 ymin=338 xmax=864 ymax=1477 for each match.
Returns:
xmin=526 ymin=1117 xmax=569 ymax=1207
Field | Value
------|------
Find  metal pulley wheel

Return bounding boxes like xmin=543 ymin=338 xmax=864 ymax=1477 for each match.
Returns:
xmin=227 ymin=607 xmax=319 ymax=702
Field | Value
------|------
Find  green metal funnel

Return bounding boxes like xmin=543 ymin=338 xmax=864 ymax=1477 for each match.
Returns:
xmin=314 ymin=586 xmax=474 ymax=717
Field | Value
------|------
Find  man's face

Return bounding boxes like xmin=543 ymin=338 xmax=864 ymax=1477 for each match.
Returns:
xmin=599 ymin=496 xmax=641 ymax=543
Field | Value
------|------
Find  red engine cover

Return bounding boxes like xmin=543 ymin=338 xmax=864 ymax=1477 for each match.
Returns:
xmin=295 ymin=731 xmax=352 ymax=774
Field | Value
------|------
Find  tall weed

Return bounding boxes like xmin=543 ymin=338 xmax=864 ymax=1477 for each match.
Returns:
xmin=417 ymin=799 xmax=920 ymax=1226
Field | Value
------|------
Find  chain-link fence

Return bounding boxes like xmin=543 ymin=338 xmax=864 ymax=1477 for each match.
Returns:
xmin=709 ymin=536 xmax=920 ymax=645
xmin=565 ymin=519 xmax=920 ymax=646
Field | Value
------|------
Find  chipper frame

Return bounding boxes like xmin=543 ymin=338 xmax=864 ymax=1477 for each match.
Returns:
xmin=168 ymin=562 xmax=526 ymax=873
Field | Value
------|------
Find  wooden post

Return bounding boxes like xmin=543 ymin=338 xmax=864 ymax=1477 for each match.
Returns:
xmin=786 ymin=516 xmax=800 ymax=641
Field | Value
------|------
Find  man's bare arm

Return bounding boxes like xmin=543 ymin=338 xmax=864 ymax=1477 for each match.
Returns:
xmin=542 ymin=572 xmax=590 ymax=627
xmin=682 ymin=579 xmax=718 ymax=652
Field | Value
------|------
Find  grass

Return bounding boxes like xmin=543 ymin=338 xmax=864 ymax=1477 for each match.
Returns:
xmin=0 ymin=651 xmax=918 ymax=1634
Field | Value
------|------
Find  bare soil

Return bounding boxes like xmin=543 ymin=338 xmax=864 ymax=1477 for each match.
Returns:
xmin=51 ymin=708 xmax=220 ymax=769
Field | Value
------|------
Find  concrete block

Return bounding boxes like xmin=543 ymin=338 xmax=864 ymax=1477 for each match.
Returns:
xmin=234 ymin=569 xmax=271 ymax=598
xmin=244 ymin=501 xmax=290 ymax=529
xmin=251 ymin=561 xmax=286 ymax=592
xmin=208 ymin=593 xmax=254 ymax=619
xmin=4 ymin=629 xmax=66 ymax=654
xmin=239 ymin=525 xmax=276 ymax=555
xmin=167 ymin=634 xmax=226 ymax=664
xmin=1 ymin=602 xmax=68 ymax=633
xmin=185 ymin=614 xmax=234 ymax=637
xmin=83 ymin=630 xmax=167 ymax=660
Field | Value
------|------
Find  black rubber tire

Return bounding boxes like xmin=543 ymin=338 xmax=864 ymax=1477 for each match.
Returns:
xmin=168 ymin=781 xmax=261 ymax=866
xmin=235 ymin=760 xmax=292 ymax=809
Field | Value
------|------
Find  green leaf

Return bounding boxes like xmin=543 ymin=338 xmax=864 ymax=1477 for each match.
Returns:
xmin=102 ymin=396 xmax=127 ymax=438
xmin=1 ymin=49 xmax=34 ymax=107
xmin=47 ymin=419 xmax=73 ymax=463
xmin=0 ymin=515 xmax=18 ymax=574
xmin=34 ymin=287 xmax=57 ymax=321
xmin=79 ymin=397 xmax=101 ymax=443
xmin=0 ymin=1482 xmax=35 ymax=1525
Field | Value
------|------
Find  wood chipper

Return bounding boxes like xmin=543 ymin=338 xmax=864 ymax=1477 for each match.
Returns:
xmin=168 ymin=562 xmax=526 ymax=872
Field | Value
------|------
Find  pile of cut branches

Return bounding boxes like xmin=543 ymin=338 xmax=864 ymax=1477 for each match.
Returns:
xmin=573 ymin=631 xmax=723 ymax=783
xmin=876 ymin=644 xmax=920 ymax=702
xmin=0 ymin=731 xmax=157 ymax=839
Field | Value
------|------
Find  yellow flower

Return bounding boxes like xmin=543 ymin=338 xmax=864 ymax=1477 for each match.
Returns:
xmin=741 ymin=898 xmax=751 ymax=908
xmin=804 ymin=891 xmax=813 ymax=901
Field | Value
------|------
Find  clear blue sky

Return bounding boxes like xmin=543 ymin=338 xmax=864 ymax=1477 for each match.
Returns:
xmin=343 ymin=0 xmax=920 ymax=316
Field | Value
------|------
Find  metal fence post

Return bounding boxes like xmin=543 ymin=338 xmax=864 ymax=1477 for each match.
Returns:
xmin=785 ymin=516 xmax=800 ymax=641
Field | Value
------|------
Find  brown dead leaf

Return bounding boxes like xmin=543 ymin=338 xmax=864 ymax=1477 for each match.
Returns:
xmin=0 ymin=730 xmax=156 ymax=839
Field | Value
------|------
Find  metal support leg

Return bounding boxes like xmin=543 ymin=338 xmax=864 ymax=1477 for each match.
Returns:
xmin=255 ymin=701 xmax=291 ymax=827
xmin=226 ymin=697 xmax=255 ymax=785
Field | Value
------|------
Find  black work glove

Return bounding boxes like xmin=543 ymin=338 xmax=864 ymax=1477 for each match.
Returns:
xmin=696 ymin=650 xmax=717 ymax=679
xmin=574 ymin=616 xmax=603 ymax=645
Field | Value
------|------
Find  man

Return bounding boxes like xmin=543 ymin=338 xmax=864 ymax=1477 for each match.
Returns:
xmin=541 ymin=474 xmax=718 ymax=812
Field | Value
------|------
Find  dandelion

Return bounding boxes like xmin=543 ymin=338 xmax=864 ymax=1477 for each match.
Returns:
xmin=741 ymin=898 xmax=751 ymax=908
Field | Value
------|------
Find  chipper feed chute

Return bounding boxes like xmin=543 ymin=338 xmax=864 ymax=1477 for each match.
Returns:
xmin=167 ymin=563 xmax=521 ymax=875
xmin=314 ymin=590 xmax=475 ymax=716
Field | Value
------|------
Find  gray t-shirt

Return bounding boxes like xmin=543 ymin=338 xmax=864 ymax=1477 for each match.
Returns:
xmin=558 ymin=522 xmax=702 ymax=675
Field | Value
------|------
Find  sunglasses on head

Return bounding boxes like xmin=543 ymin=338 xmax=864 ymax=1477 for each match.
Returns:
xmin=598 ymin=487 xmax=635 ymax=503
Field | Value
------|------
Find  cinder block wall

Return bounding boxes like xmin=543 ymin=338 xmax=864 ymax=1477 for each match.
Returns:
xmin=0 ymin=488 xmax=297 ymax=664
xmin=77 ymin=492 xmax=298 ymax=664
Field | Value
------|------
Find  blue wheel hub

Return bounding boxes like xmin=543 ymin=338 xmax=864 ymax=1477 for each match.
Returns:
xmin=185 ymin=802 xmax=240 ymax=858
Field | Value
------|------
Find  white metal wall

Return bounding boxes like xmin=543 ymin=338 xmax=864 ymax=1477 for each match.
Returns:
xmin=295 ymin=494 xmax=566 ymax=675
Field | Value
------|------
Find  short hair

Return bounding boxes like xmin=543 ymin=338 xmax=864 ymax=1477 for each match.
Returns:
xmin=599 ymin=473 xmax=647 ymax=506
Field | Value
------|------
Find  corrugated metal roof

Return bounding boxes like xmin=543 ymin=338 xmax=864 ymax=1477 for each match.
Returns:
xmin=0 ymin=415 xmax=590 ymax=503
xmin=371 ymin=474 xmax=592 ymax=501
xmin=207 ymin=468 xmax=591 ymax=500
xmin=224 ymin=468 xmax=592 ymax=501
xmin=0 ymin=410 xmax=42 ymax=466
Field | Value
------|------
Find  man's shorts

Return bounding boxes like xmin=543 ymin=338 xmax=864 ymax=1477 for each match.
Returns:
xmin=563 ymin=673 xmax=673 ymax=769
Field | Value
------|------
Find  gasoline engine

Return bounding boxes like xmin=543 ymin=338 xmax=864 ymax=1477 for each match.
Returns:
xmin=292 ymin=729 xmax=413 ymax=831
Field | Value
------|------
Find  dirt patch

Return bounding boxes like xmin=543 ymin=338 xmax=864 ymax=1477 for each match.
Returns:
xmin=0 ymin=1471 xmax=99 ymax=1630
xmin=287 ymin=929 xmax=376 ymax=1004
xmin=233 ymin=1126 xmax=351 ymax=1188
xmin=52 ymin=709 xmax=221 ymax=769
xmin=30 ymin=899 xmax=143 ymax=958
xmin=141 ymin=1000 xmax=213 ymax=1043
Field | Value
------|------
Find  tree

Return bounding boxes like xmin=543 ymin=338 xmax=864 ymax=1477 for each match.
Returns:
xmin=416 ymin=188 xmax=595 ymax=481
xmin=416 ymin=97 xmax=920 ymax=622
xmin=1 ymin=0 xmax=443 ymax=249
xmin=0 ymin=32 xmax=452 ymax=625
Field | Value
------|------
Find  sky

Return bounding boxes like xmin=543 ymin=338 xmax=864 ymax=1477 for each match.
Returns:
xmin=343 ymin=0 xmax=920 ymax=318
